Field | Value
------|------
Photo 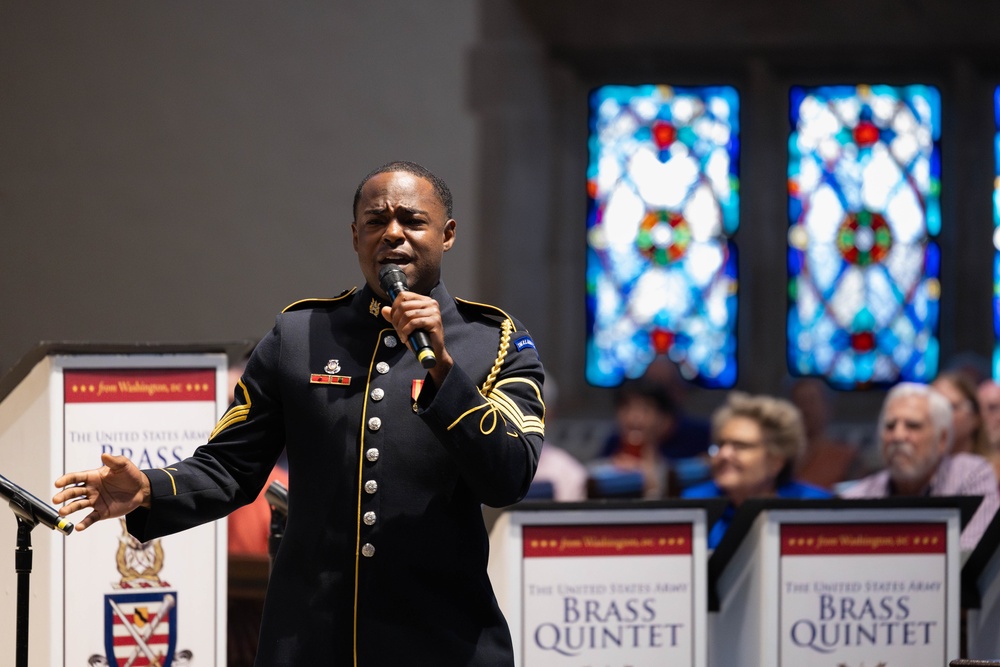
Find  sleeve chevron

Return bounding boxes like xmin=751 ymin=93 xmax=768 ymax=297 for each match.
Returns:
xmin=485 ymin=377 xmax=545 ymax=437
xmin=210 ymin=379 xmax=252 ymax=441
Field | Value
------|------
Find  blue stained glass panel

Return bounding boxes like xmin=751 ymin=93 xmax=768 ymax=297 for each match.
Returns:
xmin=787 ymin=84 xmax=941 ymax=389
xmin=586 ymin=85 xmax=739 ymax=388
xmin=993 ymin=86 xmax=1000 ymax=378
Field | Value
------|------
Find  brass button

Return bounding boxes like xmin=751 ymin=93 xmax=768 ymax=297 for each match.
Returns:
xmin=368 ymin=417 xmax=382 ymax=431
xmin=363 ymin=511 xmax=376 ymax=526
xmin=370 ymin=387 xmax=385 ymax=401
xmin=364 ymin=480 xmax=378 ymax=494
xmin=366 ymin=448 xmax=380 ymax=462
xmin=361 ymin=543 xmax=375 ymax=558
xmin=376 ymin=361 xmax=390 ymax=374
xmin=383 ymin=335 xmax=398 ymax=348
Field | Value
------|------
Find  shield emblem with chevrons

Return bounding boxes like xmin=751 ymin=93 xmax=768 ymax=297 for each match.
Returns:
xmin=104 ymin=591 xmax=177 ymax=667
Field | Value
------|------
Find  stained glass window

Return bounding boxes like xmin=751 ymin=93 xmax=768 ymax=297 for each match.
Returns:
xmin=586 ymin=85 xmax=740 ymax=388
xmin=993 ymin=85 xmax=1000 ymax=378
xmin=787 ymin=84 xmax=941 ymax=389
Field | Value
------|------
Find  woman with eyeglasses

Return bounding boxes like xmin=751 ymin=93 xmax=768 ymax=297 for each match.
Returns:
xmin=681 ymin=391 xmax=831 ymax=548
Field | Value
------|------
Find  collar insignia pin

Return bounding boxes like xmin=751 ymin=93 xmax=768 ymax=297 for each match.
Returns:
xmin=369 ymin=298 xmax=381 ymax=318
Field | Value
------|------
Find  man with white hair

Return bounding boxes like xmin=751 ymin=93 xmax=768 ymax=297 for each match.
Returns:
xmin=841 ymin=382 xmax=999 ymax=551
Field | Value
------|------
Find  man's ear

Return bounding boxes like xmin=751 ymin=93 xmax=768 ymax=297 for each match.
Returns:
xmin=442 ymin=219 xmax=456 ymax=252
xmin=351 ymin=222 xmax=359 ymax=252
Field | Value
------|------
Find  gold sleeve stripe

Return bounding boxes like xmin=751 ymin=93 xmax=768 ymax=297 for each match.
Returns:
xmin=156 ymin=467 xmax=178 ymax=496
xmin=209 ymin=379 xmax=251 ymax=441
xmin=487 ymin=391 xmax=545 ymax=436
xmin=210 ymin=407 xmax=250 ymax=440
xmin=447 ymin=377 xmax=545 ymax=437
xmin=487 ymin=389 xmax=538 ymax=430
xmin=489 ymin=377 xmax=545 ymax=436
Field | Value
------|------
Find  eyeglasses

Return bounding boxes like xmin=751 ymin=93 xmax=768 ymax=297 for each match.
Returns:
xmin=708 ymin=439 xmax=767 ymax=457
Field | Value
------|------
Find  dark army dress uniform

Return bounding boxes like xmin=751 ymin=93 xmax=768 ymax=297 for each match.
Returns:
xmin=125 ymin=282 xmax=545 ymax=666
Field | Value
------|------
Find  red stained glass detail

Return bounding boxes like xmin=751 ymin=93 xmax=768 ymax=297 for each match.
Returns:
xmin=853 ymin=121 xmax=880 ymax=147
xmin=850 ymin=331 xmax=876 ymax=352
xmin=651 ymin=329 xmax=674 ymax=353
xmin=652 ymin=121 xmax=677 ymax=149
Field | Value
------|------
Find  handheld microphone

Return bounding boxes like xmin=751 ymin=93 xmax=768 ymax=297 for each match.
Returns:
xmin=1 ymin=472 xmax=74 ymax=535
xmin=377 ymin=264 xmax=437 ymax=369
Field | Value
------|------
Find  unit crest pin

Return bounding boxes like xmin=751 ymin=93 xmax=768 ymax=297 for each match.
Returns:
xmin=324 ymin=359 xmax=341 ymax=375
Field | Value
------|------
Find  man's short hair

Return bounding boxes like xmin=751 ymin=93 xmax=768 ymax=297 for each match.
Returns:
xmin=878 ymin=382 xmax=954 ymax=451
xmin=353 ymin=161 xmax=454 ymax=219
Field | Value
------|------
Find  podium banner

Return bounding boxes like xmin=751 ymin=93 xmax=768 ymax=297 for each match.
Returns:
xmin=778 ymin=522 xmax=947 ymax=667
xmin=521 ymin=522 xmax=695 ymax=666
xmin=62 ymin=366 xmax=224 ymax=666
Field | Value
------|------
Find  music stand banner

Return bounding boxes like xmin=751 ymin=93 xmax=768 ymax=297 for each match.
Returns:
xmin=490 ymin=504 xmax=711 ymax=667
xmin=522 ymin=522 xmax=694 ymax=665
xmin=60 ymin=359 xmax=227 ymax=667
xmin=778 ymin=522 xmax=948 ymax=667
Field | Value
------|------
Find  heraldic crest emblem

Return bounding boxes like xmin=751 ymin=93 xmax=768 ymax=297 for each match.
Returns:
xmin=103 ymin=519 xmax=178 ymax=667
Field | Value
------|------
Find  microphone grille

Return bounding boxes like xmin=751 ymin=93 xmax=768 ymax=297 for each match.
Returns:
xmin=378 ymin=264 xmax=407 ymax=290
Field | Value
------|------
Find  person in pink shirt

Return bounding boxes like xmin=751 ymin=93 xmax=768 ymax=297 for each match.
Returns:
xmin=841 ymin=382 xmax=999 ymax=551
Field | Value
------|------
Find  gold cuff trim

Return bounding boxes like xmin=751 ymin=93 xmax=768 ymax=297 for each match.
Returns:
xmin=156 ymin=467 xmax=178 ymax=496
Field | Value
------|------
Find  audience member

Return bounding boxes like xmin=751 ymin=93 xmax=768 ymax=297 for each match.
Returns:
xmin=976 ymin=379 xmax=1000 ymax=484
xmin=682 ymin=392 xmax=831 ymax=548
xmin=932 ymin=371 xmax=990 ymax=457
xmin=788 ymin=377 xmax=859 ymax=490
xmin=592 ymin=378 xmax=676 ymax=498
xmin=528 ymin=375 xmax=588 ymax=501
xmin=840 ymin=382 xmax=999 ymax=551
xmin=634 ymin=356 xmax=713 ymax=460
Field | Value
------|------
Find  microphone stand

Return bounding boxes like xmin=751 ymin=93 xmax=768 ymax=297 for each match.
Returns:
xmin=7 ymin=492 xmax=40 ymax=667
xmin=265 ymin=480 xmax=288 ymax=576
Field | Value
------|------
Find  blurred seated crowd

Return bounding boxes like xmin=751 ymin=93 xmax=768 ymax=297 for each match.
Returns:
xmin=528 ymin=356 xmax=1000 ymax=553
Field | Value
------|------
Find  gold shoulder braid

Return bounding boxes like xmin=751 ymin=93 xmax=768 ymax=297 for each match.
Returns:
xmin=480 ymin=318 xmax=513 ymax=396
xmin=448 ymin=318 xmax=544 ymax=438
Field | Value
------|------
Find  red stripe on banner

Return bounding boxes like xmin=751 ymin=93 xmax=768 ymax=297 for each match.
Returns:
xmin=111 ymin=632 xmax=170 ymax=645
xmin=523 ymin=524 xmax=692 ymax=557
xmin=781 ymin=522 xmax=947 ymax=555
xmin=65 ymin=369 xmax=215 ymax=403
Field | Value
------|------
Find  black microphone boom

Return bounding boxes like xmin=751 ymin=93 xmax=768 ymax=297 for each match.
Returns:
xmin=377 ymin=264 xmax=437 ymax=369
xmin=1 ymin=472 xmax=73 ymax=535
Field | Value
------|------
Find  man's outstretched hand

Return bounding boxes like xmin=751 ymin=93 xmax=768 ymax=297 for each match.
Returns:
xmin=53 ymin=453 xmax=151 ymax=531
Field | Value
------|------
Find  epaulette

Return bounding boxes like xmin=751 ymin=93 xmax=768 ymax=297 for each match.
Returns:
xmin=455 ymin=297 xmax=521 ymax=396
xmin=282 ymin=287 xmax=357 ymax=313
xmin=455 ymin=297 xmax=513 ymax=326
